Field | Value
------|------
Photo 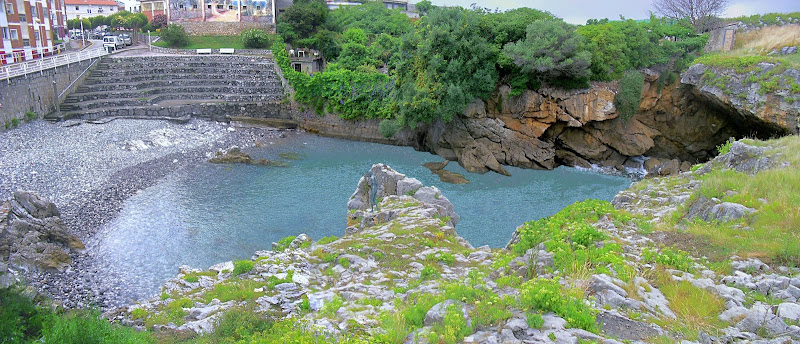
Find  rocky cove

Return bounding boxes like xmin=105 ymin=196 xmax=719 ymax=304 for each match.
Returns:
xmin=271 ymin=63 xmax=794 ymax=179
xmin=0 ymin=52 xmax=799 ymax=343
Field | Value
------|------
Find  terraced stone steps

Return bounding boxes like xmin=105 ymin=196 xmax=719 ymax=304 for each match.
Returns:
xmin=76 ymin=79 xmax=276 ymax=93
xmin=58 ymin=93 xmax=280 ymax=112
xmin=47 ymin=55 xmax=284 ymax=122
xmin=63 ymin=85 xmax=282 ymax=103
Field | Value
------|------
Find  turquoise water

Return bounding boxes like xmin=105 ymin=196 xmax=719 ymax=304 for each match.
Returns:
xmin=92 ymin=132 xmax=631 ymax=300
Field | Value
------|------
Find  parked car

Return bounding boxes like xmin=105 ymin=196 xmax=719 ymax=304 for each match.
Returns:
xmin=119 ymin=33 xmax=132 ymax=46
xmin=102 ymin=36 xmax=124 ymax=51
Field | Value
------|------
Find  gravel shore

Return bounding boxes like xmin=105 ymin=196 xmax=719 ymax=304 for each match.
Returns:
xmin=0 ymin=118 xmax=287 ymax=308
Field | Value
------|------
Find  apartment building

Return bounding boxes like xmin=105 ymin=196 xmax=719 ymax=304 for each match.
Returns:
xmin=1 ymin=0 xmax=67 ymax=64
xmin=64 ymin=0 xmax=120 ymax=20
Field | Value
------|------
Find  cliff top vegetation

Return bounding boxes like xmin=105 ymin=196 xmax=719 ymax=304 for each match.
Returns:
xmin=274 ymin=0 xmax=707 ymax=130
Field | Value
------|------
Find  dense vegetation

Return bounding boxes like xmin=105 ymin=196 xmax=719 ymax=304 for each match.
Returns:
xmin=274 ymin=2 xmax=707 ymax=130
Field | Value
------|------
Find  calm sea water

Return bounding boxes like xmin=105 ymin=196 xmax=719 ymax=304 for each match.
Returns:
xmin=91 ymin=132 xmax=631 ymax=300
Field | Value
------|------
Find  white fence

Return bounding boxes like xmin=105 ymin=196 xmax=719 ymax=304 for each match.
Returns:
xmin=0 ymin=43 xmax=107 ymax=82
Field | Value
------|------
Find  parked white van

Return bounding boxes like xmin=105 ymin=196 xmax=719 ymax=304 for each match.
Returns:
xmin=103 ymin=36 xmax=124 ymax=51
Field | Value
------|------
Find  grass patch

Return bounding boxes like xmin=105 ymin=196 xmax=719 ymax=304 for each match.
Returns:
xmin=651 ymin=271 xmax=728 ymax=340
xmin=233 ymin=260 xmax=255 ymax=276
xmin=676 ymin=136 xmax=800 ymax=265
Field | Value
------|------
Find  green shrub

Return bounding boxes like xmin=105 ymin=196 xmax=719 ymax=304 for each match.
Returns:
xmin=716 ymin=138 xmax=734 ymax=155
xmin=42 ymin=309 xmax=152 ymax=343
xmin=641 ymin=246 xmax=695 ymax=272
xmin=527 ymin=312 xmax=544 ymax=329
xmin=10 ymin=117 xmax=20 ymax=128
xmin=420 ymin=266 xmax=440 ymax=281
xmin=379 ymin=119 xmax=398 ymax=138
xmin=130 ymin=308 xmax=148 ymax=320
xmin=233 ymin=260 xmax=255 ymax=276
xmin=240 ymin=28 xmax=272 ymax=49
xmin=338 ymin=257 xmax=351 ymax=269
xmin=614 ymin=70 xmax=644 ymax=122
xmin=0 ymin=287 xmax=49 ymax=342
xmin=425 ymin=304 xmax=473 ymax=344
xmin=519 ymin=278 xmax=597 ymax=332
xmin=273 ymin=235 xmax=296 ymax=251
xmin=322 ymin=295 xmax=344 ymax=317
xmin=183 ymin=275 xmax=199 ymax=283
xmin=161 ymin=24 xmax=189 ymax=47
xmin=199 ymin=306 xmax=272 ymax=343
xmin=24 ymin=111 xmax=37 ymax=122
xmin=316 ymin=235 xmax=339 ymax=245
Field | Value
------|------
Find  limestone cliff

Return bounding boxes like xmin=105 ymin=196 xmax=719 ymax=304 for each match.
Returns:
xmin=681 ymin=62 xmax=799 ymax=135
xmin=415 ymin=66 xmax=796 ymax=175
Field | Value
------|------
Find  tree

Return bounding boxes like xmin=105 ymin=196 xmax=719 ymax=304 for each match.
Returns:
xmin=276 ymin=0 xmax=328 ymax=43
xmin=415 ymin=0 xmax=433 ymax=15
xmin=652 ymin=0 xmax=728 ymax=31
xmin=161 ymin=24 xmax=189 ymax=47
xmin=502 ymin=20 xmax=591 ymax=84
xmin=151 ymin=14 xmax=167 ymax=29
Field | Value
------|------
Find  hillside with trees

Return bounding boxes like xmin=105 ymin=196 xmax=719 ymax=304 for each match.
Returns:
xmin=274 ymin=1 xmax=707 ymax=134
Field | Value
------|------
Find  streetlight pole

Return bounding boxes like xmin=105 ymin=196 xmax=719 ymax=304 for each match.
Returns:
xmin=148 ymin=30 xmax=151 ymax=51
xmin=79 ymin=16 xmax=85 ymax=49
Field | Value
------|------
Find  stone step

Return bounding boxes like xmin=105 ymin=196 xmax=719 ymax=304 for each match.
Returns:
xmin=89 ymin=67 xmax=277 ymax=78
xmin=51 ymin=101 xmax=281 ymax=122
xmin=98 ymin=60 xmax=275 ymax=70
xmin=63 ymin=93 xmax=283 ymax=111
xmin=76 ymin=79 xmax=280 ymax=93
xmin=66 ymin=85 xmax=283 ymax=103
xmin=81 ymin=72 xmax=279 ymax=85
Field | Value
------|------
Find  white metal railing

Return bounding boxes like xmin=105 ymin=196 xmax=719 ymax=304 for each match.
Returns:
xmin=0 ymin=42 xmax=107 ymax=82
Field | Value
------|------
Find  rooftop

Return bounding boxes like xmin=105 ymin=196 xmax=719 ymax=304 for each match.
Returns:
xmin=64 ymin=0 xmax=120 ymax=6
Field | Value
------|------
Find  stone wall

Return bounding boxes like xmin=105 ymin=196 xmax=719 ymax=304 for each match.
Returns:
xmin=0 ymin=58 xmax=99 ymax=130
xmin=180 ymin=21 xmax=276 ymax=36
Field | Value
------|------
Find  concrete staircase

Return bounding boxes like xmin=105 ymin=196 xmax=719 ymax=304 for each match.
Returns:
xmin=46 ymin=55 xmax=284 ymax=122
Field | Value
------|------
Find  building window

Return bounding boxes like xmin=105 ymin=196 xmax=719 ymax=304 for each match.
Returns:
xmin=206 ymin=4 xmax=210 ymax=8
xmin=255 ymin=5 xmax=260 ymax=10
xmin=43 ymin=8 xmax=48 ymax=17
xmin=5 ymin=1 xmax=12 ymax=14
xmin=192 ymin=4 xmax=197 ymax=9
xmin=216 ymin=4 xmax=222 ymax=9
xmin=34 ymin=31 xmax=40 ymax=41
xmin=1 ymin=27 xmax=8 ymax=39
xmin=178 ymin=4 xmax=183 ymax=8
xmin=75 ymin=6 xmax=78 ymax=10
xmin=10 ymin=28 xmax=18 ymax=40
xmin=23 ymin=38 xmax=29 ymax=46
xmin=86 ymin=8 xmax=91 ymax=13
xmin=228 ymin=5 xmax=233 ymax=9
xmin=19 ymin=13 xmax=26 ymax=21
xmin=31 ymin=7 xmax=37 ymax=17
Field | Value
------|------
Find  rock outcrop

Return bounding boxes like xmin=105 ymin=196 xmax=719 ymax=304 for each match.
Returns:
xmin=0 ymin=191 xmax=84 ymax=278
xmin=416 ymin=71 xmax=766 ymax=175
xmin=681 ymin=63 xmax=799 ymax=136
xmin=347 ymin=163 xmax=460 ymax=227
xmin=208 ymin=146 xmax=288 ymax=166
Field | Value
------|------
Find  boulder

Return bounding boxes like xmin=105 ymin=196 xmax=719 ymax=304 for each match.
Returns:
xmin=708 ymin=202 xmax=756 ymax=221
xmin=2 ymin=191 xmax=84 ymax=272
xmin=424 ymin=300 xmax=469 ymax=326
xmin=347 ymin=164 xmax=460 ymax=227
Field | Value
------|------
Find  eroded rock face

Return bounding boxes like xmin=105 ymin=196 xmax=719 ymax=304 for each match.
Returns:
xmin=681 ymin=63 xmax=799 ymax=136
xmin=0 ymin=191 xmax=84 ymax=274
xmin=346 ymin=163 xmax=460 ymax=227
xmin=416 ymin=66 xmax=792 ymax=175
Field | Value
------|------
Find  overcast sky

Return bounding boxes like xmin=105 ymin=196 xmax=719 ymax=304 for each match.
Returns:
xmin=416 ymin=0 xmax=799 ymax=25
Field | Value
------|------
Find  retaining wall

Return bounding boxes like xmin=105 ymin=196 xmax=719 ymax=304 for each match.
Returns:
xmin=180 ymin=22 xmax=276 ymax=36
xmin=0 ymin=58 xmax=99 ymax=129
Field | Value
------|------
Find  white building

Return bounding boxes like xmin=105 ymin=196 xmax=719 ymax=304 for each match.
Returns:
xmin=64 ymin=0 xmax=120 ymax=20
xmin=2 ymin=0 xmax=68 ymax=64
